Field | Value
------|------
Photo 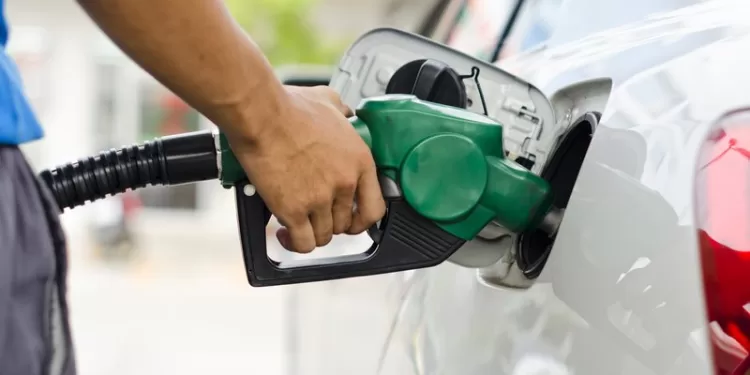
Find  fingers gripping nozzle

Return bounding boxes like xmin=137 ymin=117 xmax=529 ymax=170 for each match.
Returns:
xmin=231 ymin=95 xmax=557 ymax=287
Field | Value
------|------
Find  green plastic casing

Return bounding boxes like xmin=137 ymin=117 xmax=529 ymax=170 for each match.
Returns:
xmin=219 ymin=133 xmax=244 ymax=188
xmin=219 ymin=94 xmax=553 ymax=240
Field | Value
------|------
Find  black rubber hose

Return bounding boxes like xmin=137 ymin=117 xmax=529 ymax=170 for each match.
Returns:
xmin=39 ymin=130 xmax=218 ymax=211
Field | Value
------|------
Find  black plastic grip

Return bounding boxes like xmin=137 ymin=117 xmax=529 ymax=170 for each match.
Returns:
xmin=234 ymin=181 xmax=466 ymax=287
xmin=39 ymin=131 xmax=217 ymax=211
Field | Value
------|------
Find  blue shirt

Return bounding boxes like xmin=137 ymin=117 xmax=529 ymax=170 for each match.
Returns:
xmin=0 ymin=0 xmax=44 ymax=145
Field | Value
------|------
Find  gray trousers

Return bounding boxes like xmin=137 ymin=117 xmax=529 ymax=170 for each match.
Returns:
xmin=0 ymin=146 xmax=76 ymax=375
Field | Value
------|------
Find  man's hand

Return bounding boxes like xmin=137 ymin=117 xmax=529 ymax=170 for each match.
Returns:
xmin=229 ymin=86 xmax=386 ymax=253
xmin=77 ymin=0 xmax=385 ymax=252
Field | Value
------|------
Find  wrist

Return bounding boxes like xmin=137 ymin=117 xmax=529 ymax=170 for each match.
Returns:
xmin=212 ymin=74 xmax=290 ymax=149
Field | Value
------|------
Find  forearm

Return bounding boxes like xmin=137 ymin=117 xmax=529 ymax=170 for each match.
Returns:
xmin=78 ymin=0 xmax=285 ymax=143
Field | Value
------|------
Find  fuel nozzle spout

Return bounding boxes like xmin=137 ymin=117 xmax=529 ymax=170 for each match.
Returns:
xmin=538 ymin=206 xmax=564 ymax=238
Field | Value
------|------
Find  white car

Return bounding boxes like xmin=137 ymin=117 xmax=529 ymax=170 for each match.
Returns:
xmin=286 ymin=0 xmax=750 ymax=374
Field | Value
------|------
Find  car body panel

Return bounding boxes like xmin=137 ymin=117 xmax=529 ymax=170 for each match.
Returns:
xmin=376 ymin=1 xmax=750 ymax=374
xmin=288 ymin=1 xmax=750 ymax=374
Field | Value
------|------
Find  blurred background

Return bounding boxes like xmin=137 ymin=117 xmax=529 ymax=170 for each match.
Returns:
xmin=5 ymin=0 xmax=562 ymax=373
xmin=5 ymin=0 xmax=442 ymax=374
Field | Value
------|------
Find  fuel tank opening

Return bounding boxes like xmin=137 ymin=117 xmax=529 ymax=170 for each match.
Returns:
xmin=517 ymin=113 xmax=598 ymax=278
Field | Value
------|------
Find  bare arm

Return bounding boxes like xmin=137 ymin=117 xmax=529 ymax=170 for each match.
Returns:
xmin=77 ymin=0 xmax=286 ymax=144
xmin=78 ymin=0 xmax=385 ymax=252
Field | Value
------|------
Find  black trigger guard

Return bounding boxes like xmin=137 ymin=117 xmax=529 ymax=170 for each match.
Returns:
xmin=234 ymin=180 xmax=466 ymax=287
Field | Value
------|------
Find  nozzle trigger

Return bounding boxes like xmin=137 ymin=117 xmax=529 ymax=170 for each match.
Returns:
xmin=233 ymin=175 xmax=466 ymax=287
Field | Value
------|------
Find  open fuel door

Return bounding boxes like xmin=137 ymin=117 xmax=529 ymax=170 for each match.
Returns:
xmin=329 ymin=28 xmax=560 ymax=279
xmin=330 ymin=28 xmax=556 ymax=171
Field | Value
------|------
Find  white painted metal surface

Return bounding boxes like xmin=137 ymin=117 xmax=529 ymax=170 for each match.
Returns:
xmin=295 ymin=1 xmax=750 ymax=374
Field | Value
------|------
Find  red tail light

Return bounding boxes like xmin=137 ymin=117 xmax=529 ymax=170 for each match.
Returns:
xmin=695 ymin=109 xmax=750 ymax=375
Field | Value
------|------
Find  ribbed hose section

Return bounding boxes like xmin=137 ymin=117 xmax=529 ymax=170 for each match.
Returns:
xmin=39 ymin=131 xmax=218 ymax=211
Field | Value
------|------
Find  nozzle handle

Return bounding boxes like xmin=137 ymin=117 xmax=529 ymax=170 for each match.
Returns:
xmin=234 ymin=179 xmax=465 ymax=287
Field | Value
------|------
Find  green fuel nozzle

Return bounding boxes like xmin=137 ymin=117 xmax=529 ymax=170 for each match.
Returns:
xmin=41 ymin=94 xmax=558 ymax=287
xmin=221 ymin=94 xmax=557 ymax=239
xmin=350 ymin=94 xmax=555 ymax=240
xmin=222 ymin=95 xmax=560 ymax=286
